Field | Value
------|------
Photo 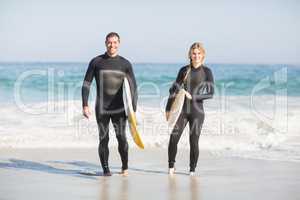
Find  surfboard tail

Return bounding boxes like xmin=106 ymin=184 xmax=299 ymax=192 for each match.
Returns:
xmin=128 ymin=113 xmax=145 ymax=149
xmin=123 ymin=77 xmax=144 ymax=149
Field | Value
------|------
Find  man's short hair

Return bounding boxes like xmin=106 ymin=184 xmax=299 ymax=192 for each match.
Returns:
xmin=105 ymin=32 xmax=120 ymax=41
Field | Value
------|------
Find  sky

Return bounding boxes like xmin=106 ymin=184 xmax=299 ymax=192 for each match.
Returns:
xmin=0 ymin=0 xmax=299 ymax=64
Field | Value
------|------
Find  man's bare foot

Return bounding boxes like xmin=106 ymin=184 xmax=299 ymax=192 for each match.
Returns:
xmin=103 ymin=168 xmax=112 ymax=176
xmin=103 ymin=172 xmax=112 ymax=176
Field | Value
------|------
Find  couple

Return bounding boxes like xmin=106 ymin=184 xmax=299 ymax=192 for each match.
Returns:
xmin=81 ymin=32 xmax=214 ymax=176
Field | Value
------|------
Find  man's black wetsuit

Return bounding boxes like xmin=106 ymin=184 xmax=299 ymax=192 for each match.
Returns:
xmin=166 ymin=65 xmax=214 ymax=172
xmin=82 ymin=53 xmax=137 ymax=173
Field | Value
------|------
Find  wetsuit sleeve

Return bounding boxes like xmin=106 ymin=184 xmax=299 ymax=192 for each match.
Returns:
xmin=82 ymin=59 xmax=95 ymax=107
xmin=165 ymin=67 xmax=186 ymax=112
xmin=201 ymin=67 xmax=214 ymax=100
xmin=126 ymin=62 xmax=138 ymax=112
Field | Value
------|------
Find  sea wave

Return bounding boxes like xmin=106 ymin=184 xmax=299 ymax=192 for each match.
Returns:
xmin=0 ymin=97 xmax=299 ymax=162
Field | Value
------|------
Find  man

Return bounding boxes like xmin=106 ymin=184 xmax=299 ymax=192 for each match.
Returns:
xmin=82 ymin=32 xmax=137 ymax=176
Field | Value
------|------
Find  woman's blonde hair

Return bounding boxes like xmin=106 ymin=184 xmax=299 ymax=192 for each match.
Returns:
xmin=188 ymin=42 xmax=206 ymax=64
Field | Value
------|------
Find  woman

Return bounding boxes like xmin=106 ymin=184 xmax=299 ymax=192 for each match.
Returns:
xmin=165 ymin=42 xmax=214 ymax=176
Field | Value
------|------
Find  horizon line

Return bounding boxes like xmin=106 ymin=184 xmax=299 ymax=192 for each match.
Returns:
xmin=0 ymin=60 xmax=299 ymax=66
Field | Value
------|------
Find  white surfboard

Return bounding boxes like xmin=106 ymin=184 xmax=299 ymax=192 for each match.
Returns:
xmin=123 ymin=77 xmax=144 ymax=149
xmin=167 ymin=67 xmax=192 ymax=131
xmin=167 ymin=89 xmax=186 ymax=130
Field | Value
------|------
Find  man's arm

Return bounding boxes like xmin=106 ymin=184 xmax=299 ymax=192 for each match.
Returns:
xmin=82 ymin=59 xmax=95 ymax=118
xmin=126 ymin=62 xmax=138 ymax=112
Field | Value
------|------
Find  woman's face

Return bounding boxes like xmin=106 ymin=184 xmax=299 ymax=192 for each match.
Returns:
xmin=190 ymin=48 xmax=204 ymax=65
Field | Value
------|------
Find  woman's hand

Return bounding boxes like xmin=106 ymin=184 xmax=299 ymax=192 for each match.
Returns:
xmin=184 ymin=90 xmax=192 ymax=99
xmin=165 ymin=111 xmax=170 ymax=121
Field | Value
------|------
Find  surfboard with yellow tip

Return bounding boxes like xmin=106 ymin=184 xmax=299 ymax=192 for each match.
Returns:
xmin=123 ymin=77 xmax=144 ymax=149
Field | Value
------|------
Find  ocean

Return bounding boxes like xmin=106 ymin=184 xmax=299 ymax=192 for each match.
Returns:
xmin=0 ymin=62 xmax=300 ymax=162
xmin=1 ymin=62 xmax=300 ymax=103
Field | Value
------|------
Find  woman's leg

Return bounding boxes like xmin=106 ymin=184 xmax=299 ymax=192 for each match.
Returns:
xmin=188 ymin=103 xmax=205 ymax=172
xmin=168 ymin=112 xmax=188 ymax=168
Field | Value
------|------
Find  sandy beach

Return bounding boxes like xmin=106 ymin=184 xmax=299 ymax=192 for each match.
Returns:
xmin=1 ymin=147 xmax=299 ymax=200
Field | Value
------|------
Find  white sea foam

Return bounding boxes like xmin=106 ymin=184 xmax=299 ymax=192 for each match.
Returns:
xmin=0 ymin=96 xmax=299 ymax=162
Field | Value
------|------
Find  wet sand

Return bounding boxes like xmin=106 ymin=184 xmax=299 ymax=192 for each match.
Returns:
xmin=0 ymin=148 xmax=300 ymax=200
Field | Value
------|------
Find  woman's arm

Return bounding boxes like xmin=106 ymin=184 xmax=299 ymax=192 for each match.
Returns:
xmin=200 ymin=67 xmax=214 ymax=100
xmin=165 ymin=66 xmax=187 ymax=112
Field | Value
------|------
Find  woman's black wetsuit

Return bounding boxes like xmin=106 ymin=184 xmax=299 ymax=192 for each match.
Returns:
xmin=82 ymin=53 xmax=137 ymax=173
xmin=166 ymin=65 xmax=214 ymax=172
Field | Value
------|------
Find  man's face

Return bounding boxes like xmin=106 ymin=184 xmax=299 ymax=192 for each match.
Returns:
xmin=105 ymin=36 xmax=120 ymax=56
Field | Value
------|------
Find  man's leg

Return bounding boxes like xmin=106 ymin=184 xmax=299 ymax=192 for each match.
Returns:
xmin=96 ymin=114 xmax=111 ymax=175
xmin=111 ymin=112 xmax=128 ymax=172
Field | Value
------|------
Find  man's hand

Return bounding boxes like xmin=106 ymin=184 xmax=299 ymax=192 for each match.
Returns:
xmin=83 ymin=106 xmax=91 ymax=119
xmin=165 ymin=111 xmax=170 ymax=121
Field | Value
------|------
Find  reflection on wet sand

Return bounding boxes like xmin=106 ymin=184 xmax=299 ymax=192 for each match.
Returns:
xmin=168 ymin=176 xmax=201 ymax=200
xmin=98 ymin=173 xmax=200 ymax=200
xmin=168 ymin=176 xmax=178 ymax=200
xmin=190 ymin=177 xmax=201 ymax=200
xmin=99 ymin=177 xmax=129 ymax=200
xmin=100 ymin=177 xmax=109 ymax=200
xmin=119 ymin=177 xmax=128 ymax=200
